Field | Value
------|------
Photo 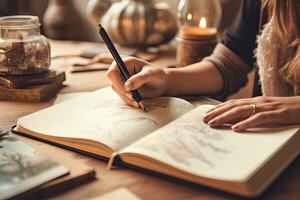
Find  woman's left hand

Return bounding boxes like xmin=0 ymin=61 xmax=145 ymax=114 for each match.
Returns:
xmin=203 ymin=96 xmax=300 ymax=131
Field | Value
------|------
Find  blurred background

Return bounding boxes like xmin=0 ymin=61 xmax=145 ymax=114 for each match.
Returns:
xmin=0 ymin=0 xmax=241 ymax=42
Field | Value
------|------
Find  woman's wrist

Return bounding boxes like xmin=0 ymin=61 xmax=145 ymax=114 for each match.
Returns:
xmin=162 ymin=68 xmax=177 ymax=96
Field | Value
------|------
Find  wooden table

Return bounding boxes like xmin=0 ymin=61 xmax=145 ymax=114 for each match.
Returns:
xmin=0 ymin=40 xmax=299 ymax=200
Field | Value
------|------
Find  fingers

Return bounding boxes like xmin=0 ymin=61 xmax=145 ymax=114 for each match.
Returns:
xmin=107 ymin=57 xmax=152 ymax=93
xmin=124 ymin=66 xmax=154 ymax=91
xmin=107 ymin=56 xmax=162 ymax=105
xmin=212 ymin=98 xmax=253 ymax=110
xmin=202 ymin=97 xmax=279 ymax=130
xmin=124 ymin=57 xmax=151 ymax=75
xmin=204 ymin=100 xmax=283 ymax=131
xmin=107 ymin=61 xmax=127 ymax=93
xmin=207 ymin=105 xmax=254 ymax=127
xmin=111 ymin=85 xmax=139 ymax=108
xmin=232 ymin=111 xmax=281 ymax=131
xmin=203 ymin=99 xmax=252 ymax=123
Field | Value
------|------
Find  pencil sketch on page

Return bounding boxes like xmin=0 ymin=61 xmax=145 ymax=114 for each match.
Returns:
xmin=74 ymin=95 xmax=193 ymax=150
xmin=125 ymin=105 xmax=235 ymax=168
xmin=122 ymin=104 xmax=300 ymax=181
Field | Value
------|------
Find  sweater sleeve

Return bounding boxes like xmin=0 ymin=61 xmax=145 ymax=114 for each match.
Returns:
xmin=204 ymin=0 xmax=261 ymax=99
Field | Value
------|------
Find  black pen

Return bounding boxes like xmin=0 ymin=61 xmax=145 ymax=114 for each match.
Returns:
xmin=98 ymin=24 xmax=147 ymax=112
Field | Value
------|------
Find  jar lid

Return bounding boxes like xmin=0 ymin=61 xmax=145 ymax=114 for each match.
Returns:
xmin=0 ymin=15 xmax=40 ymax=29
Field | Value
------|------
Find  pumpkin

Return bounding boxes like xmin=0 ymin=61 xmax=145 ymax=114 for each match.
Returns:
xmin=98 ymin=0 xmax=178 ymax=47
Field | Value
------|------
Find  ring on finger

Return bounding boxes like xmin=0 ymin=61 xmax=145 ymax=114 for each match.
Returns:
xmin=249 ymin=103 xmax=256 ymax=117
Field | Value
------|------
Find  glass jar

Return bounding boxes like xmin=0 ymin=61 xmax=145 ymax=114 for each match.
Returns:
xmin=0 ymin=15 xmax=51 ymax=75
xmin=176 ymin=0 xmax=222 ymax=67
xmin=177 ymin=0 xmax=222 ymax=29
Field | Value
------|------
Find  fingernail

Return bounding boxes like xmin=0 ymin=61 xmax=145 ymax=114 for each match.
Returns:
xmin=126 ymin=93 xmax=133 ymax=99
xmin=232 ymin=125 xmax=240 ymax=130
xmin=208 ymin=120 xmax=216 ymax=126
xmin=203 ymin=115 xmax=210 ymax=122
xmin=132 ymin=101 xmax=139 ymax=108
xmin=124 ymin=82 xmax=132 ymax=91
xmin=206 ymin=108 xmax=214 ymax=114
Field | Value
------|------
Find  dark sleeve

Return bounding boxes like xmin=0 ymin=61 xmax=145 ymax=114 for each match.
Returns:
xmin=203 ymin=0 xmax=261 ymax=100
xmin=222 ymin=0 xmax=261 ymax=67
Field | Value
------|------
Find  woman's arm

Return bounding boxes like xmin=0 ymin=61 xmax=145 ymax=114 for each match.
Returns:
xmin=107 ymin=0 xmax=260 ymax=104
xmin=164 ymin=60 xmax=223 ymax=96
xmin=107 ymin=57 xmax=224 ymax=105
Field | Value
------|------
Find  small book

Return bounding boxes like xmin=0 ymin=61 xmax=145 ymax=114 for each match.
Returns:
xmin=0 ymin=130 xmax=69 ymax=199
xmin=0 ymin=71 xmax=65 ymax=102
xmin=0 ymin=70 xmax=61 ymax=89
xmin=15 ymin=87 xmax=300 ymax=197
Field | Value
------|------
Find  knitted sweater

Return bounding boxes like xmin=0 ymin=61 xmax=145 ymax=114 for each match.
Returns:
xmin=256 ymin=17 xmax=298 ymax=96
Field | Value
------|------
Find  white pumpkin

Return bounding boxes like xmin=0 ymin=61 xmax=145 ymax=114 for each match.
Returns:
xmin=98 ymin=0 xmax=178 ymax=47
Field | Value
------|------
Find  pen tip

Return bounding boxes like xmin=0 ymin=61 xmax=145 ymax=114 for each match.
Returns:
xmin=98 ymin=24 xmax=103 ymax=29
xmin=138 ymin=101 xmax=148 ymax=113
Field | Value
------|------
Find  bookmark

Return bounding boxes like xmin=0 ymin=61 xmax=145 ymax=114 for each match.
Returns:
xmin=107 ymin=152 xmax=118 ymax=170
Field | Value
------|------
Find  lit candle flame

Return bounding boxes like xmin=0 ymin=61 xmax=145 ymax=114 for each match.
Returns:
xmin=199 ymin=17 xmax=207 ymax=28
xmin=187 ymin=13 xmax=193 ymax=21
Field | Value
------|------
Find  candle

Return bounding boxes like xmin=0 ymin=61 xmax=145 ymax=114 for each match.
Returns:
xmin=179 ymin=17 xmax=217 ymax=40
xmin=176 ymin=17 xmax=218 ymax=67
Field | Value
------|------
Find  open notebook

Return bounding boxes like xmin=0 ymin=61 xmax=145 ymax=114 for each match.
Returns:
xmin=15 ymin=87 xmax=300 ymax=197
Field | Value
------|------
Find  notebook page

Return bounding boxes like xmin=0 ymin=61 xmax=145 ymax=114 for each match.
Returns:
xmin=17 ymin=87 xmax=193 ymax=151
xmin=121 ymin=105 xmax=299 ymax=181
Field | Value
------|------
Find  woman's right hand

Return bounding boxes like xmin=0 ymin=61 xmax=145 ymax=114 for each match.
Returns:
xmin=106 ymin=57 xmax=168 ymax=107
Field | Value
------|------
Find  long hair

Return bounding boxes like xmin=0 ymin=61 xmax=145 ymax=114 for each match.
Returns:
xmin=263 ymin=0 xmax=300 ymax=85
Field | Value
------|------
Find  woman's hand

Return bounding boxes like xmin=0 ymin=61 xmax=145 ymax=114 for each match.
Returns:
xmin=203 ymin=96 xmax=300 ymax=131
xmin=106 ymin=57 xmax=168 ymax=107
